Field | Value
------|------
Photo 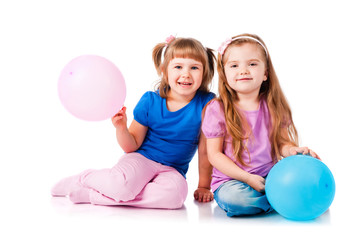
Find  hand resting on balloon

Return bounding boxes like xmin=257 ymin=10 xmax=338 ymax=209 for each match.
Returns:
xmin=279 ymin=128 xmax=320 ymax=160
xmin=283 ymin=146 xmax=321 ymax=160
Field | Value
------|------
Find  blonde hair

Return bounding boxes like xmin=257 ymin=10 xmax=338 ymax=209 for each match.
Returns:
xmin=217 ymin=33 xmax=298 ymax=165
xmin=152 ymin=37 xmax=215 ymax=98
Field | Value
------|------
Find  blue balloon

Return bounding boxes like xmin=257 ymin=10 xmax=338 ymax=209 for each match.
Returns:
xmin=265 ymin=154 xmax=335 ymax=221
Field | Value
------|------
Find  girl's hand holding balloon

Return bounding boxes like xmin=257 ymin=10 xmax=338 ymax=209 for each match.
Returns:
xmin=111 ymin=107 xmax=128 ymax=130
xmin=283 ymin=146 xmax=320 ymax=160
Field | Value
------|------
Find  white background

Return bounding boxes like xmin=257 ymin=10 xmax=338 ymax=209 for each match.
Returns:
xmin=1 ymin=0 xmax=360 ymax=239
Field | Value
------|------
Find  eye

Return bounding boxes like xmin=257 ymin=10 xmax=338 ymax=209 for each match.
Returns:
xmin=249 ymin=62 xmax=258 ymax=67
xmin=175 ymin=65 xmax=182 ymax=69
xmin=191 ymin=66 xmax=199 ymax=70
xmin=230 ymin=64 xmax=238 ymax=68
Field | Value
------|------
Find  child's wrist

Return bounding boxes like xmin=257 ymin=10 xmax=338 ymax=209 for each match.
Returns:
xmin=197 ymin=184 xmax=211 ymax=190
xmin=116 ymin=126 xmax=128 ymax=133
xmin=242 ymin=172 xmax=252 ymax=185
xmin=282 ymin=145 xmax=295 ymax=157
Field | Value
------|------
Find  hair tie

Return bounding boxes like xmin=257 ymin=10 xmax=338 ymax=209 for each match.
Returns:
xmin=218 ymin=36 xmax=268 ymax=57
xmin=165 ymin=35 xmax=176 ymax=46
xmin=161 ymin=35 xmax=176 ymax=63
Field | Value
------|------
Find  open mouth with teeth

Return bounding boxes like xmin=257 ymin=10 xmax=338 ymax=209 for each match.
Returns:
xmin=178 ymin=82 xmax=192 ymax=86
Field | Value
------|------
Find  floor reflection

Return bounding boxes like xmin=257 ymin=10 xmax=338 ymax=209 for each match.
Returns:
xmin=52 ymin=195 xmax=331 ymax=226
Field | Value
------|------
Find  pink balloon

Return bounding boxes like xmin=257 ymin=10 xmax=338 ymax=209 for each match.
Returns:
xmin=58 ymin=55 xmax=126 ymax=121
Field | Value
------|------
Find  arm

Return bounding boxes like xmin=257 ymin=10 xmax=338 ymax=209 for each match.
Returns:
xmin=207 ymin=137 xmax=266 ymax=192
xmin=193 ymin=132 xmax=213 ymax=202
xmin=112 ymin=107 xmax=148 ymax=153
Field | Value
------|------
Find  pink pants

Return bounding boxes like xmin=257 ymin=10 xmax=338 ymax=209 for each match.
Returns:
xmin=53 ymin=153 xmax=188 ymax=209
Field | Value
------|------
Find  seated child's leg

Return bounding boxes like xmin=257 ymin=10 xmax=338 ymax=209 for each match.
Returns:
xmin=51 ymin=169 xmax=92 ymax=197
xmin=52 ymin=152 xmax=159 ymax=204
xmin=69 ymin=186 xmax=91 ymax=203
xmin=214 ymin=179 xmax=272 ymax=217
xmin=73 ymin=152 xmax=159 ymax=203
xmin=126 ymin=165 xmax=188 ymax=209
xmin=89 ymin=164 xmax=188 ymax=209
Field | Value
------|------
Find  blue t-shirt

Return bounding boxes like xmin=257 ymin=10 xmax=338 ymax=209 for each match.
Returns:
xmin=134 ymin=90 xmax=215 ymax=178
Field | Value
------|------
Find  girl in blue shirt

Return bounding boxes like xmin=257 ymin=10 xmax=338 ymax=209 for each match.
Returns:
xmin=51 ymin=36 xmax=215 ymax=209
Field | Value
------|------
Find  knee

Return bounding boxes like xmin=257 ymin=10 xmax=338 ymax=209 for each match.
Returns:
xmin=83 ymin=169 xmax=137 ymax=202
xmin=158 ymin=177 xmax=188 ymax=209
xmin=216 ymin=194 xmax=261 ymax=216
xmin=161 ymin=195 xmax=185 ymax=209
xmin=216 ymin=191 xmax=249 ymax=209
xmin=169 ymin=187 xmax=188 ymax=209
xmin=215 ymin=185 xmax=268 ymax=216
xmin=106 ymin=174 xmax=138 ymax=202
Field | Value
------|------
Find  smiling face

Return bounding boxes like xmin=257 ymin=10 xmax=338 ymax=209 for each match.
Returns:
xmin=223 ymin=43 xmax=268 ymax=100
xmin=166 ymin=57 xmax=203 ymax=101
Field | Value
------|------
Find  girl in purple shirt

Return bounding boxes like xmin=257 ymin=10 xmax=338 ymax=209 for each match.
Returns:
xmin=202 ymin=34 xmax=320 ymax=217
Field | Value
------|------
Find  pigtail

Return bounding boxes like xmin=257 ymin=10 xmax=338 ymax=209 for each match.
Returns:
xmin=152 ymin=43 xmax=169 ymax=97
xmin=205 ymin=47 xmax=215 ymax=88
xmin=197 ymin=47 xmax=216 ymax=93
xmin=152 ymin=43 xmax=167 ymax=76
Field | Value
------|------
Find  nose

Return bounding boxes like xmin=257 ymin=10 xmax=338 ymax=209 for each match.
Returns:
xmin=181 ymin=69 xmax=190 ymax=78
xmin=239 ymin=65 xmax=249 ymax=75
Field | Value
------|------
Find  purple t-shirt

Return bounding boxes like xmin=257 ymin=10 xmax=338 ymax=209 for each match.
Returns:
xmin=202 ymin=99 xmax=274 ymax=192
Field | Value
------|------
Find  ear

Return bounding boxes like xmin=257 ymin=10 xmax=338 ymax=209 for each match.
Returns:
xmin=263 ymin=69 xmax=268 ymax=81
xmin=160 ymin=64 xmax=166 ymax=77
xmin=160 ymin=64 xmax=164 ymax=74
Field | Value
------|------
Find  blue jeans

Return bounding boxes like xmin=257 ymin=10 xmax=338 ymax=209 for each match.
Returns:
xmin=214 ymin=179 xmax=273 ymax=217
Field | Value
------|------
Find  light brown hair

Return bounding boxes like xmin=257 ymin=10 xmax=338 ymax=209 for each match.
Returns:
xmin=152 ymin=37 xmax=215 ymax=98
xmin=216 ymin=33 xmax=298 ymax=165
